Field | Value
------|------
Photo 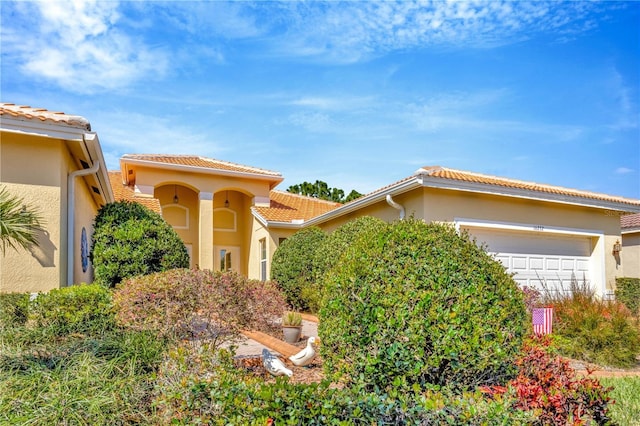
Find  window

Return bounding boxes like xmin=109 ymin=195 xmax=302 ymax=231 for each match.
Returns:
xmin=220 ymin=249 xmax=232 ymax=272
xmin=259 ymin=238 xmax=267 ymax=281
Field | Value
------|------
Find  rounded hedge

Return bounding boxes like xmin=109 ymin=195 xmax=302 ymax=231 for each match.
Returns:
xmin=270 ymin=227 xmax=326 ymax=311
xmin=91 ymin=201 xmax=189 ymax=288
xmin=319 ymin=218 xmax=527 ymax=392
xmin=313 ymin=216 xmax=387 ymax=283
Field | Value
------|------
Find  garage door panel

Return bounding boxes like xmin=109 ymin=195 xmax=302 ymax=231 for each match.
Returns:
xmin=546 ymin=258 xmax=560 ymax=270
xmin=465 ymin=226 xmax=592 ymax=292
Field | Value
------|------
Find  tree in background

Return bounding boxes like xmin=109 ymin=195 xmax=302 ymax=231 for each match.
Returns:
xmin=287 ymin=180 xmax=362 ymax=203
xmin=0 ymin=186 xmax=43 ymax=255
xmin=91 ymin=201 xmax=189 ymax=288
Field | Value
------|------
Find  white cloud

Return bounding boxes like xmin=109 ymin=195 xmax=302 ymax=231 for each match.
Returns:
xmin=615 ymin=167 xmax=634 ymax=175
xmin=268 ymin=1 xmax=604 ymax=63
xmin=3 ymin=0 xmax=168 ymax=94
xmin=92 ymin=111 xmax=226 ymax=169
xmin=287 ymin=111 xmax=334 ymax=132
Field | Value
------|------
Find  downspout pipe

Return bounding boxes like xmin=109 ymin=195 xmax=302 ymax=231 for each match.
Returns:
xmin=67 ymin=159 xmax=100 ymax=286
xmin=386 ymin=194 xmax=405 ymax=220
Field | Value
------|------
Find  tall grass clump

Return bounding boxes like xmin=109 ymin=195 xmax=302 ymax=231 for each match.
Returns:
xmin=543 ymin=277 xmax=640 ymax=368
xmin=0 ymin=285 xmax=167 ymax=425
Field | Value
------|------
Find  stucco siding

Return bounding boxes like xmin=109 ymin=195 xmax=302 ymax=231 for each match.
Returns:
xmin=621 ymin=232 xmax=640 ymax=278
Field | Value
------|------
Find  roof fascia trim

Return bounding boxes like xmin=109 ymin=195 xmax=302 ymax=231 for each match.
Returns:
xmin=122 ymin=158 xmax=284 ymax=184
xmin=303 ymin=177 xmax=423 ymax=227
xmin=250 ymin=207 xmax=307 ymax=229
xmin=621 ymin=226 xmax=640 ymax=235
xmin=84 ymin=133 xmax=115 ymax=204
xmin=1 ymin=116 xmax=86 ymax=140
xmin=419 ymin=177 xmax=640 ymax=213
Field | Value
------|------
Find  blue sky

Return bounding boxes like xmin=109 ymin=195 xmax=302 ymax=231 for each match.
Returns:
xmin=2 ymin=1 xmax=639 ymax=198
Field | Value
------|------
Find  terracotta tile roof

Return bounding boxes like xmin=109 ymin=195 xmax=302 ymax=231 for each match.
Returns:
xmin=622 ymin=213 xmax=640 ymax=230
xmin=122 ymin=154 xmax=282 ymax=178
xmin=419 ymin=166 xmax=640 ymax=207
xmin=0 ymin=103 xmax=91 ymax=131
xmin=108 ymin=171 xmax=161 ymax=213
xmin=253 ymin=190 xmax=341 ymax=223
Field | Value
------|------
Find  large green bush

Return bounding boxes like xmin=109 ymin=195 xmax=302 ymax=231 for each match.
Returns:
xmin=319 ymin=218 xmax=527 ymax=392
xmin=91 ymin=201 xmax=189 ymax=288
xmin=113 ymin=269 xmax=286 ymax=344
xmin=29 ymin=284 xmax=115 ymax=336
xmin=304 ymin=216 xmax=387 ymax=313
xmin=270 ymin=226 xmax=326 ymax=311
xmin=616 ymin=277 xmax=640 ymax=317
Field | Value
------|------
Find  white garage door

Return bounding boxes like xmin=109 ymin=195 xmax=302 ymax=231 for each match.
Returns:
xmin=465 ymin=227 xmax=593 ymax=295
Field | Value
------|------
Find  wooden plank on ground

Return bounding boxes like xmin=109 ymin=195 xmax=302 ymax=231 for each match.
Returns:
xmin=241 ymin=330 xmax=300 ymax=358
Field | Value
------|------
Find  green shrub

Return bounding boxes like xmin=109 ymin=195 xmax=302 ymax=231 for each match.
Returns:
xmin=113 ymin=269 xmax=286 ymax=344
xmin=91 ymin=201 xmax=189 ymax=288
xmin=29 ymin=284 xmax=115 ymax=336
xmin=308 ymin=216 xmax=386 ymax=313
xmin=270 ymin=226 xmax=326 ymax=311
xmin=547 ymin=279 xmax=640 ymax=368
xmin=319 ymin=218 xmax=527 ymax=393
xmin=616 ymin=277 xmax=640 ymax=317
xmin=153 ymin=347 xmax=533 ymax=425
xmin=0 ymin=292 xmax=30 ymax=328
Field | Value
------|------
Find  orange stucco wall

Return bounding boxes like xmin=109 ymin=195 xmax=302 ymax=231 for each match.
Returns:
xmin=309 ymin=186 xmax=623 ymax=293
xmin=1 ymin=131 xmax=102 ymax=293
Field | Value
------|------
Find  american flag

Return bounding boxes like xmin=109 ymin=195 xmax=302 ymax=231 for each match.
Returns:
xmin=532 ymin=307 xmax=553 ymax=335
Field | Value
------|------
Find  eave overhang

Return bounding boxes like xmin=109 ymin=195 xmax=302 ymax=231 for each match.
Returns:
xmin=121 ymin=157 xmax=284 ymax=189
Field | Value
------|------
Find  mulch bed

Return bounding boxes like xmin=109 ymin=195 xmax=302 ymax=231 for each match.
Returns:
xmin=234 ymin=354 xmax=325 ymax=384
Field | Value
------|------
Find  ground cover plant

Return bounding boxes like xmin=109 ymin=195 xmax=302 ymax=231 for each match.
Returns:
xmin=153 ymin=344 xmax=535 ymax=425
xmin=599 ymin=376 xmax=640 ymax=426
xmin=0 ymin=284 xmax=165 ymax=425
xmin=91 ymin=201 xmax=190 ymax=287
xmin=320 ymin=218 xmax=528 ymax=393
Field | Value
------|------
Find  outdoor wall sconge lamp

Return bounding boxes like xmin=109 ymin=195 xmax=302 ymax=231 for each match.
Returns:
xmin=612 ymin=240 xmax=621 ymax=255
xmin=224 ymin=191 xmax=230 ymax=208
xmin=173 ymin=185 xmax=179 ymax=204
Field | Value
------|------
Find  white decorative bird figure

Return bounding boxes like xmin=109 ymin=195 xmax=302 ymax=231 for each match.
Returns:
xmin=288 ymin=336 xmax=318 ymax=367
xmin=262 ymin=349 xmax=293 ymax=377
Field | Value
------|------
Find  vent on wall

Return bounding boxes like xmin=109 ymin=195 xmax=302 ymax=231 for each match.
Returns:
xmin=92 ymin=186 xmax=101 ymax=195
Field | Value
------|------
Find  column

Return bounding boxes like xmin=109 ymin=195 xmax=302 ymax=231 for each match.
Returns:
xmin=198 ymin=191 xmax=214 ymax=270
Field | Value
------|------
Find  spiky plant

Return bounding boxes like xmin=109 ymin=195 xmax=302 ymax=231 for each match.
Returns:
xmin=0 ymin=186 xmax=43 ymax=255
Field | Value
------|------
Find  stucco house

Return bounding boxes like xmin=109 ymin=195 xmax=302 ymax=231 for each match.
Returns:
xmin=3 ymin=102 xmax=640 ymax=298
xmin=621 ymin=213 xmax=640 ymax=278
xmin=0 ymin=103 xmax=114 ymax=292
xmin=113 ymin=154 xmax=640 ymax=299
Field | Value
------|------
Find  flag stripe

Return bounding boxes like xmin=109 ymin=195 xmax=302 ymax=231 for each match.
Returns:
xmin=532 ymin=307 xmax=553 ymax=335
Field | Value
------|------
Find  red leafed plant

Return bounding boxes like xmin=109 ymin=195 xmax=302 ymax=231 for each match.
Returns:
xmin=481 ymin=335 xmax=613 ymax=425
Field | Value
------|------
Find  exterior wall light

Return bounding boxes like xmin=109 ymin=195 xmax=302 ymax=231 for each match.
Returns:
xmin=173 ymin=185 xmax=179 ymax=204
xmin=613 ymin=240 xmax=621 ymax=255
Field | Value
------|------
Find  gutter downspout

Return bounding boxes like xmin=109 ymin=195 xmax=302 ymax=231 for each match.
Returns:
xmin=67 ymin=156 xmax=100 ymax=286
xmin=386 ymin=194 xmax=405 ymax=220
